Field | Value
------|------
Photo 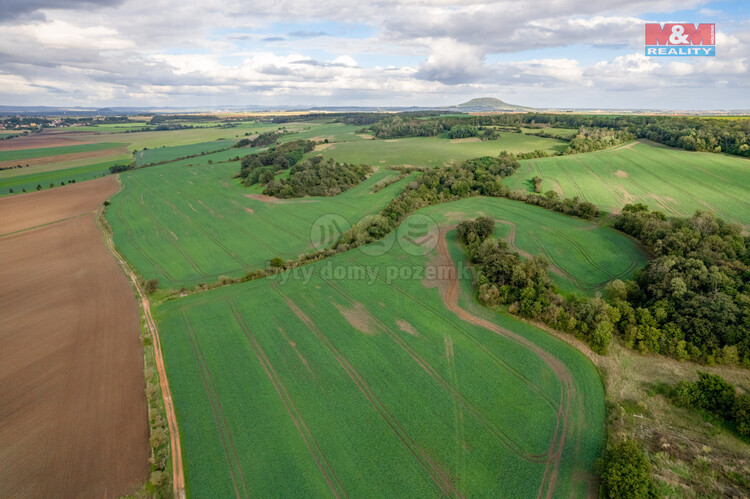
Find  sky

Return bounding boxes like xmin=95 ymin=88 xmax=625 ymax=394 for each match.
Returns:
xmin=0 ymin=0 xmax=748 ymax=109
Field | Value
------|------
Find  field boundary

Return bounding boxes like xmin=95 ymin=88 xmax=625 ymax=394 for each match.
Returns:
xmin=96 ymin=179 xmax=186 ymax=499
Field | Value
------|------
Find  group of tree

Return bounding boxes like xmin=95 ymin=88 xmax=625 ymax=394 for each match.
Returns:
xmin=238 ymin=139 xmax=315 ymax=186
xmin=262 ymin=156 xmax=371 ymax=198
xmin=456 ymin=216 xmax=616 ymax=353
xmin=563 ymin=127 xmax=635 ymax=154
xmin=507 ymin=189 xmax=599 ymax=219
xmin=234 ymin=130 xmax=282 ymax=148
xmin=447 ymin=124 xmax=479 ymax=139
xmin=608 ymin=205 xmax=750 ymax=364
xmin=665 ymin=371 xmax=750 ymax=439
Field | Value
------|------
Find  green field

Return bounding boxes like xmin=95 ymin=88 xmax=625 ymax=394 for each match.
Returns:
xmin=0 ymin=142 xmax=124 ymax=162
xmin=0 ymin=152 xmax=130 ymax=180
xmin=0 ymin=159 xmax=128 ymax=195
xmin=63 ymin=123 xmax=156 ymax=132
xmin=107 ymin=151 xmax=415 ymax=287
xmin=279 ymin=122 xmax=368 ymax=144
xmin=418 ymin=197 xmax=649 ymax=295
xmin=505 ymin=140 xmax=750 ymax=226
xmin=154 ymin=220 xmax=604 ymax=497
xmin=67 ymin=122 xmax=279 ymax=151
xmin=135 ymin=139 xmax=235 ymax=166
xmin=314 ymin=133 xmax=568 ymax=168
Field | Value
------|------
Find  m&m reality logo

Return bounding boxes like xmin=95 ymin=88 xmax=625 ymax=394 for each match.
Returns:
xmin=645 ymin=23 xmax=715 ymax=56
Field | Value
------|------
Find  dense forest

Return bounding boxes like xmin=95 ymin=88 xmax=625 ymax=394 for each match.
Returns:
xmin=262 ymin=156 xmax=371 ymax=198
xmin=610 ymin=205 xmax=750 ymax=364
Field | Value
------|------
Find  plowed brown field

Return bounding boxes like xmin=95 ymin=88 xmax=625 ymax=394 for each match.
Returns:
xmin=0 ymin=176 xmax=149 ymax=497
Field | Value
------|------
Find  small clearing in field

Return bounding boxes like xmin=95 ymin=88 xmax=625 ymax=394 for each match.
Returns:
xmin=614 ymin=170 xmax=628 ymax=178
xmin=333 ymin=301 xmax=379 ymax=335
xmin=356 ymin=134 xmax=375 ymax=140
xmin=244 ymin=207 xmax=254 ymax=214
xmin=313 ymin=143 xmax=334 ymax=151
xmin=396 ymin=319 xmax=418 ymax=336
xmin=449 ymin=137 xmax=481 ymax=143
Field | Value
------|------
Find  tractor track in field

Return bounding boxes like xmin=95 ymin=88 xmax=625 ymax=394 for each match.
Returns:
xmin=113 ymin=195 xmax=177 ymax=282
xmin=276 ymin=289 xmax=464 ymax=498
xmin=154 ymin=193 xmax=248 ymax=269
xmin=225 ymin=300 xmax=347 ymax=498
xmin=98 ymin=199 xmax=186 ymax=499
xmin=325 ymin=280 xmax=556 ymax=463
xmin=433 ymin=228 xmax=576 ymax=499
xmin=349 ymin=259 xmax=562 ymax=411
xmin=181 ymin=312 xmax=249 ymax=498
xmin=130 ymin=180 xmax=208 ymax=278
xmin=630 ymin=148 xmax=750 ymax=212
xmin=336 ymin=253 xmax=573 ymax=496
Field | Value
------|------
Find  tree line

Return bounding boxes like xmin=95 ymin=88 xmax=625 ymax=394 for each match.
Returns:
xmin=363 ymin=112 xmax=749 ymax=157
xmin=456 ymin=216 xmax=616 ymax=353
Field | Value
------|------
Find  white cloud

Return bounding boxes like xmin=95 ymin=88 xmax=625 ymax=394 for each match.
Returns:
xmin=0 ymin=0 xmax=747 ymax=108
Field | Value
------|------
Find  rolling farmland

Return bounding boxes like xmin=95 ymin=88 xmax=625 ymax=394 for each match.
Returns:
xmin=154 ymin=218 xmax=604 ymax=497
xmin=107 ymin=152 xmax=415 ymax=287
xmin=505 ymin=140 xmax=750 ymax=226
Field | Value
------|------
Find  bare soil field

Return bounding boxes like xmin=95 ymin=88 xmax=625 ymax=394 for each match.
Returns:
xmin=0 ymin=146 xmax=129 ymax=170
xmin=0 ymin=177 xmax=148 ymax=497
xmin=0 ymin=176 xmax=119 ymax=235
xmin=0 ymin=131 xmax=95 ymax=151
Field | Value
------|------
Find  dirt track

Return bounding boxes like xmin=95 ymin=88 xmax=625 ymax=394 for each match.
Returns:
xmin=0 ymin=177 xmax=149 ymax=497
xmin=433 ymin=228 xmax=585 ymax=498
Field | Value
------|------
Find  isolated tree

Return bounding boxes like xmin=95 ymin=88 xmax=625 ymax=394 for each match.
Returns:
xmin=36 ymin=184 xmax=41 ymax=191
xmin=144 ymin=279 xmax=159 ymax=294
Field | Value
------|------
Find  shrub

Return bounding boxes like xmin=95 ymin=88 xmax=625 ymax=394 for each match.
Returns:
xmin=600 ymin=439 xmax=653 ymax=498
xmin=270 ymin=257 xmax=285 ymax=268
xmin=144 ymin=278 xmax=159 ymax=294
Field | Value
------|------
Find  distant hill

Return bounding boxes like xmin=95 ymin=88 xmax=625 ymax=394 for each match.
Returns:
xmin=453 ymin=97 xmax=533 ymax=112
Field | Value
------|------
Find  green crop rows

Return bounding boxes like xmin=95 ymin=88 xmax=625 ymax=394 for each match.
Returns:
xmin=155 ymin=221 xmax=604 ymax=497
xmin=0 ymin=142 xmax=124 ymax=162
xmin=135 ymin=139 xmax=236 ymax=166
xmin=505 ymin=140 xmax=750 ymax=227
xmin=107 ymin=150 xmax=414 ymax=287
